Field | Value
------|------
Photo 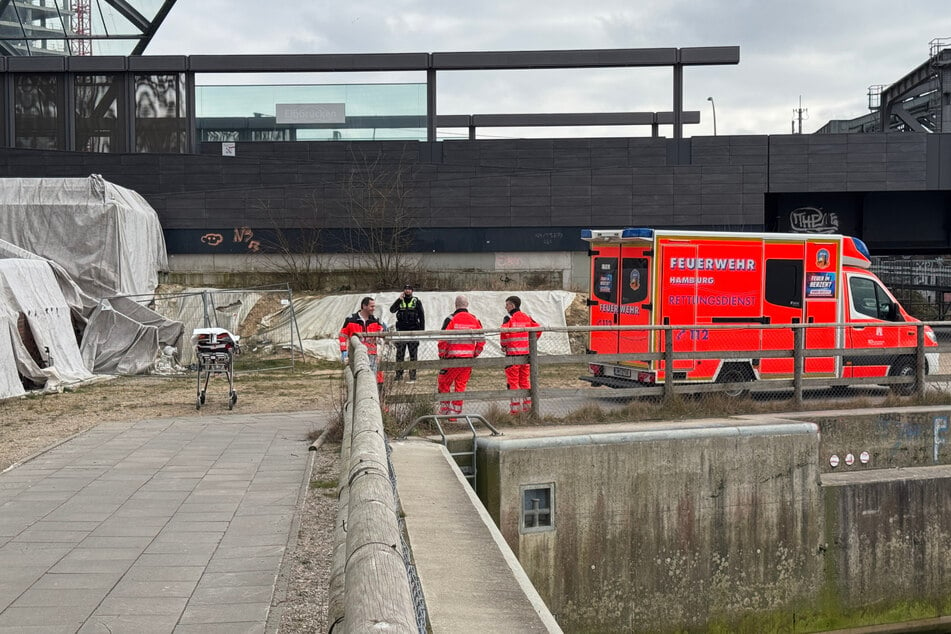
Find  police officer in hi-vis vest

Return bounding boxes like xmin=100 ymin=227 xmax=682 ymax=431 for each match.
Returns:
xmin=389 ymin=283 xmax=425 ymax=382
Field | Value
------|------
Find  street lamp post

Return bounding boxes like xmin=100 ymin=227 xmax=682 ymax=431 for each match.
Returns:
xmin=706 ymin=96 xmax=717 ymax=136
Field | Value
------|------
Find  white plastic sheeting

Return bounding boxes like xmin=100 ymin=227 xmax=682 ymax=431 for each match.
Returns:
xmin=0 ymin=304 xmax=28 ymax=400
xmin=0 ymin=175 xmax=167 ymax=298
xmin=80 ymin=302 xmax=160 ymax=375
xmin=0 ymin=238 xmax=182 ymax=378
xmin=0 ymin=259 xmax=94 ymax=399
xmin=0 ymin=238 xmax=92 ymax=312
xmin=261 ymin=290 xmax=577 ymax=362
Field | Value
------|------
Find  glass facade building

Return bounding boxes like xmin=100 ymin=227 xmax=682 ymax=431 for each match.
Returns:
xmin=0 ymin=0 xmax=177 ymax=56
xmin=195 ymin=83 xmax=428 ymax=142
xmin=9 ymin=69 xmax=187 ymax=152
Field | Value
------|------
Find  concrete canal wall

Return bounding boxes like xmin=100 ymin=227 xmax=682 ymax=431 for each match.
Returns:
xmin=470 ymin=409 xmax=951 ymax=632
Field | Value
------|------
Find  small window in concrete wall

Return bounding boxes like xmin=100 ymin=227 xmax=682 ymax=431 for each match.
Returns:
xmin=521 ymin=484 xmax=554 ymax=533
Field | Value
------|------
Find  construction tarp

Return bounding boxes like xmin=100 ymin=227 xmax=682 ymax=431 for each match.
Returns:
xmin=0 ymin=175 xmax=168 ymax=298
xmin=259 ymin=290 xmax=577 ymax=362
xmin=0 ymin=259 xmax=94 ymax=400
xmin=0 ymin=239 xmax=183 ymax=378
xmin=79 ymin=296 xmax=185 ymax=375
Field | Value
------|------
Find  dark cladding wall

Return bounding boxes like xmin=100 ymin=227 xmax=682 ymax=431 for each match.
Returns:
xmin=0 ymin=133 xmax=947 ymax=254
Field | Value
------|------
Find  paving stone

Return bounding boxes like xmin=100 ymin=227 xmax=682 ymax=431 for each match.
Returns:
xmin=11 ymin=587 xmax=110 ymax=607
xmin=109 ymin=579 xmax=199 ymax=598
xmin=123 ymin=565 xmax=206 ymax=582
xmin=78 ymin=613 xmax=181 ymax=634
xmin=178 ymin=601 xmax=270 ymax=624
xmin=29 ymin=572 xmax=123 ymax=590
xmin=94 ymin=596 xmax=189 ymax=615
xmin=0 ymin=411 xmax=317 ymax=632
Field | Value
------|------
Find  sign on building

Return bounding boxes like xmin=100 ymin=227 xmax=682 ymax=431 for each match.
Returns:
xmin=275 ymin=103 xmax=346 ymax=125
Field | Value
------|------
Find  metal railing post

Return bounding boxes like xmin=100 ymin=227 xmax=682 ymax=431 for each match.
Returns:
xmin=529 ymin=331 xmax=539 ymax=416
xmin=793 ymin=326 xmax=804 ymax=407
xmin=664 ymin=327 xmax=675 ymax=401
xmin=916 ymin=323 xmax=927 ymax=398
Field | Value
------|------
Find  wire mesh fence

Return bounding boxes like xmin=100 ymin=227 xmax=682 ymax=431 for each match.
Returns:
xmin=102 ymin=285 xmax=302 ymax=375
xmin=370 ymin=321 xmax=951 ymax=429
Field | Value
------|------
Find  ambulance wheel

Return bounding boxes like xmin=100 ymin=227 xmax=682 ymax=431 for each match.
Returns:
xmin=889 ymin=359 xmax=917 ymax=396
xmin=716 ymin=364 xmax=752 ymax=398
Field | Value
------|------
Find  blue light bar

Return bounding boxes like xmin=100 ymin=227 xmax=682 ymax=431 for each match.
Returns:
xmin=621 ymin=228 xmax=654 ymax=239
xmin=851 ymin=237 xmax=871 ymax=259
xmin=580 ymin=229 xmax=594 ymax=239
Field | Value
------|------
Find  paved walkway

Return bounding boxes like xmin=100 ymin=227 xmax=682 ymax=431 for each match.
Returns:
xmin=0 ymin=410 xmax=326 ymax=634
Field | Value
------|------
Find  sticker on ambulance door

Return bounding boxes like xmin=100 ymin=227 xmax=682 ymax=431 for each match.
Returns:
xmin=806 ymin=272 xmax=836 ymax=298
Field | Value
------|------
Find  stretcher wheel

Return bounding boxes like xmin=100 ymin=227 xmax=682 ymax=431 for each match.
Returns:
xmin=196 ymin=396 xmax=201 ymax=410
xmin=199 ymin=391 xmax=206 ymax=405
xmin=229 ymin=391 xmax=237 ymax=410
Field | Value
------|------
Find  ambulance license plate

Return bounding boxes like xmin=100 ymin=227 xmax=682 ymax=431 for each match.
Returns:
xmin=613 ymin=367 xmax=632 ymax=378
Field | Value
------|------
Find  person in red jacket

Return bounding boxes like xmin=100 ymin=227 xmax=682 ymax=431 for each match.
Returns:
xmin=500 ymin=295 xmax=541 ymax=414
xmin=437 ymin=295 xmax=485 ymax=418
xmin=339 ymin=296 xmax=386 ymax=385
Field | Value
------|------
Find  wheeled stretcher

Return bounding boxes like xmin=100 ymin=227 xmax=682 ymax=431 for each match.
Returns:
xmin=192 ymin=328 xmax=240 ymax=410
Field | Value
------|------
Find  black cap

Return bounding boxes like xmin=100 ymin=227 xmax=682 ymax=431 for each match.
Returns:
xmin=403 ymin=283 xmax=413 ymax=289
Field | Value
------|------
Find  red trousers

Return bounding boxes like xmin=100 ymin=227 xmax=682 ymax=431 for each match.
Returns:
xmin=505 ymin=363 xmax=532 ymax=414
xmin=438 ymin=366 xmax=472 ymax=415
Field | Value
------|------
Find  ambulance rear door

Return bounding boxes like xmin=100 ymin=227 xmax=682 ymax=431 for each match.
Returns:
xmin=589 ymin=243 xmax=622 ymax=355
xmin=589 ymin=241 xmax=653 ymax=359
xmin=617 ymin=244 xmax=652 ymax=359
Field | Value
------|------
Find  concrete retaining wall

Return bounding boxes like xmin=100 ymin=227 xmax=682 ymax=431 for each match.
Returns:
xmin=476 ymin=422 xmax=824 ymax=632
xmin=809 ymin=407 xmax=951 ymax=473
xmin=474 ymin=415 xmax=951 ymax=632
xmin=823 ymin=466 xmax=951 ymax=614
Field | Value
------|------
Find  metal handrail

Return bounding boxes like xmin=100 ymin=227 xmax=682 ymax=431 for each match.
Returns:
xmin=399 ymin=414 xmax=502 ymax=441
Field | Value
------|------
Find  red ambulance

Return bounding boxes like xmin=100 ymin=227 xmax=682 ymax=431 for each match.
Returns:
xmin=582 ymin=228 xmax=939 ymax=394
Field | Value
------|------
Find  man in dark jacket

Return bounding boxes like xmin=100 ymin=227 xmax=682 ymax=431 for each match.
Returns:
xmin=389 ymin=284 xmax=425 ymax=382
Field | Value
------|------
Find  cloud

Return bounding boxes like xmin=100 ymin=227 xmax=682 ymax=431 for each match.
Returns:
xmin=147 ymin=0 xmax=951 ymax=136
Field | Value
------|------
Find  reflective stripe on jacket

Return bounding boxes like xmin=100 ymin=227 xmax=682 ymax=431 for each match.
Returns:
xmin=390 ymin=296 xmax=425 ymax=330
xmin=501 ymin=310 xmax=541 ymax=356
xmin=339 ymin=313 xmax=385 ymax=355
xmin=438 ymin=310 xmax=485 ymax=359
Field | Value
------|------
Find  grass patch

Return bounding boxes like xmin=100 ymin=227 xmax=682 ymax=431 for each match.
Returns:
xmin=310 ymin=478 xmax=337 ymax=490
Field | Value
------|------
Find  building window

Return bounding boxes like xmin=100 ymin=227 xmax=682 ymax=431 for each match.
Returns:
xmin=521 ymin=484 xmax=554 ymax=533
xmin=75 ymin=74 xmax=125 ymax=153
xmin=135 ymin=73 xmax=187 ymax=153
xmin=14 ymin=74 xmax=65 ymax=150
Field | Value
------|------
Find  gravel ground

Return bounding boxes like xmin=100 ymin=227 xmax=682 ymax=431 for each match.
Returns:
xmin=0 ymin=366 xmax=342 ymax=633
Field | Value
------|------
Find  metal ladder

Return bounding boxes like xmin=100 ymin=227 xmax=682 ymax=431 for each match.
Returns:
xmin=399 ymin=414 xmax=502 ymax=489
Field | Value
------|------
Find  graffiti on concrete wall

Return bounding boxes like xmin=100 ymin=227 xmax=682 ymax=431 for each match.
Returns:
xmin=199 ymin=228 xmax=260 ymax=252
xmin=234 ymin=226 xmax=260 ymax=252
xmin=935 ymin=415 xmax=948 ymax=463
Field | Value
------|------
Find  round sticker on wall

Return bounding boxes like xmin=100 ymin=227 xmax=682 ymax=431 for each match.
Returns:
xmin=860 ymin=451 xmax=870 ymax=464
xmin=845 ymin=453 xmax=855 ymax=466
xmin=829 ymin=454 xmax=840 ymax=468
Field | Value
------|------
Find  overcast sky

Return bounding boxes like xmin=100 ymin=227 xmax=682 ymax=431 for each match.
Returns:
xmin=147 ymin=1 xmax=951 ymax=138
